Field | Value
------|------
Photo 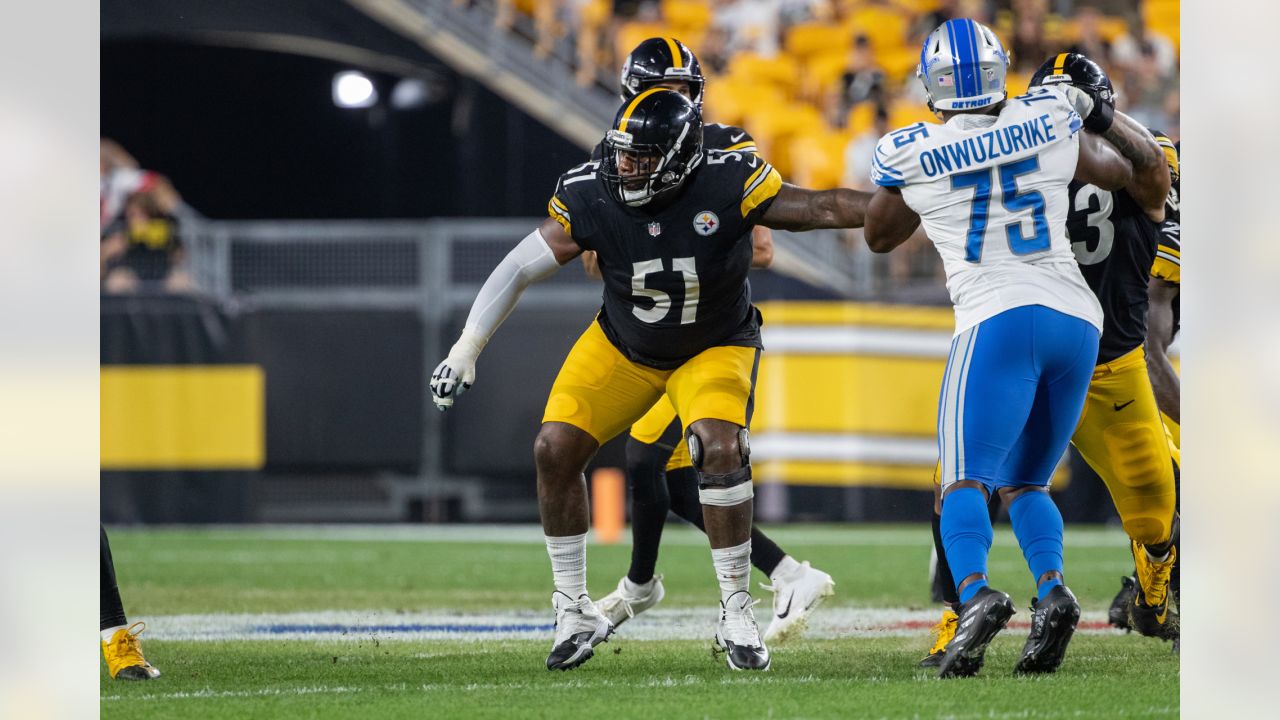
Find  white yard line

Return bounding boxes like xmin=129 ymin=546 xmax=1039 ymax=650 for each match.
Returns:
xmin=127 ymin=523 xmax=1132 ymax=549
xmin=142 ymin=607 xmax=1123 ymax=643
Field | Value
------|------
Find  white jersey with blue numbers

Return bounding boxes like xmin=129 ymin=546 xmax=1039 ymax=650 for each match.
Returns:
xmin=872 ymin=86 xmax=1103 ymax=335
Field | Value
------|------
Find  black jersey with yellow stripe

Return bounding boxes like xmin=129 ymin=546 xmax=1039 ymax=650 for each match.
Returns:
xmin=1066 ymin=131 xmax=1179 ymax=364
xmin=1150 ymin=134 xmax=1180 ymax=284
xmin=548 ymin=149 xmax=782 ymax=369
xmin=588 ymin=122 xmax=758 ymax=161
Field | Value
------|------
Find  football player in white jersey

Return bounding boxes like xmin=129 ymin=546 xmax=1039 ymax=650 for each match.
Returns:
xmin=864 ymin=19 xmax=1169 ymax=679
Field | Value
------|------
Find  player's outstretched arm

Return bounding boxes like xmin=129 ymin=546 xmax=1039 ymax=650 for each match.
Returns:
xmin=430 ymin=218 xmax=581 ymax=411
xmin=1145 ymin=277 xmax=1180 ymax=423
xmin=757 ymin=183 xmax=872 ymax=232
xmin=863 ymin=187 xmax=922 ymax=253
xmin=1075 ymin=131 xmax=1134 ymax=191
xmin=1098 ymin=111 xmax=1170 ymax=221
xmin=1063 ymin=86 xmax=1169 ymax=221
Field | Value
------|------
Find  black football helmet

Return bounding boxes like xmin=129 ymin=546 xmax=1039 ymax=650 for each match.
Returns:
xmin=600 ymin=89 xmax=703 ymax=207
xmin=620 ymin=37 xmax=705 ymax=108
xmin=1029 ymin=52 xmax=1115 ymax=108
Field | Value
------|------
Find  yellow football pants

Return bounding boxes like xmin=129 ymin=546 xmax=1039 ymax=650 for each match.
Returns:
xmin=543 ymin=320 xmax=758 ymax=447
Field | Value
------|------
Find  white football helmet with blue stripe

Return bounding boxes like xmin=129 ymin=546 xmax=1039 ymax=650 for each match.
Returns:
xmin=917 ymin=18 xmax=1009 ymax=112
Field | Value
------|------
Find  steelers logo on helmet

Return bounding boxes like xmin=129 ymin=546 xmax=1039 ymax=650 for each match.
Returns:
xmin=692 ymin=211 xmax=719 ymax=236
xmin=601 ymin=89 xmax=704 ymax=207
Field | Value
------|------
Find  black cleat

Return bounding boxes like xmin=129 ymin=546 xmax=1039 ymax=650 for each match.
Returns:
xmin=545 ymin=592 xmax=613 ymax=671
xmin=1014 ymin=585 xmax=1081 ymax=674
xmin=937 ymin=586 xmax=1015 ymax=679
xmin=1108 ymin=575 xmax=1137 ymax=631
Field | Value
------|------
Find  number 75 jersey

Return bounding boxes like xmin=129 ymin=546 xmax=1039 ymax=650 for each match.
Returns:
xmin=872 ymin=85 xmax=1102 ymax=336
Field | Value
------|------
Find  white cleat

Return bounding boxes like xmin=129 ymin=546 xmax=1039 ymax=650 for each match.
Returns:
xmin=762 ymin=561 xmax=835 ymax=644
xmin=545 ymin=592 xmax=613 ymax=671
xmin=595 ymin=575 xmax=665 ymax=630
xmin=715 ymin=591 xmax=771 ymax=670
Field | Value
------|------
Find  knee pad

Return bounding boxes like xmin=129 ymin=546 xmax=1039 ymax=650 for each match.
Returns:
xmin=1101 ymin=423 xmax=1177 ymax=545
xmin=697 ymin=465 xmax=754 ymax=507
xmin=685 ymin=427 xmax=750 ymax=470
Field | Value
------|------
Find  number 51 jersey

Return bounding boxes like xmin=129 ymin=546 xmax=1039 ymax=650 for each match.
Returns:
xmin=548 ymin=149 xmax=783 ymax=369
xmin=872 ymin=85 xmax=1102 ymax=336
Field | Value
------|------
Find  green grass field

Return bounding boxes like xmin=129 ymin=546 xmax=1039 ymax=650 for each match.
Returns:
xmin=101 ymin=524 xmax=1178 ymax=718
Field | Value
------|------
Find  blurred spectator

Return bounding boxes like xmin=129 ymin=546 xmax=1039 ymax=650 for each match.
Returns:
xmin=1117 ymin=39 xmax=1178 ymax=132
xmin=712 ymin=0 xmax=783 ymax=58
xmin=779 ymin=0 xmax=833 ymax=29
xmin=101 ymin=190 xmax=192 ymax=294
xmin=829 ymin=35 xmax=885 ymax=127
xmin=1110 ymin=11 xmax=1177 ymax=79
xmin=914 ymin=0 xmax=961 ymax=39
xmin=957 ymin=0 xmax=994 ymax=25
xmin=1066 ymin=4 xmax=1111 ymax=66
xmin=1009 ymin=0 xmax=1053 ymax=73
xmin=100 ymin=139 xmax=180 ymax=234
xmin=699 ymin=24 xmax=733 ymax=74
xmin=842 ymin=105 xmax=890 ymax=192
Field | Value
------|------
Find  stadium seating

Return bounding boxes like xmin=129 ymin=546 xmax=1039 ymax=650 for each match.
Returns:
xmin=506 ymin=0 xmax=1179 ymax=192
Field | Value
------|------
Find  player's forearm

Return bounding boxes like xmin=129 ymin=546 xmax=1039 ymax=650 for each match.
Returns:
xmin=1100 ymin=112 xmax=1170 ymax=219
xmin=454 ymin=229 xmax=561 ymax=358
xmin=1145 ymin=348 xmax=1180 ymax=423
xmin=760 ymin=184 xmax=870 ymax=231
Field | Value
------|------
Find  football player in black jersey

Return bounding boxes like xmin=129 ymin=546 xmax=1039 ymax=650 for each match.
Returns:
xmin=921 ymin=54 xmax=1181 ymax=667
xmin=579 ymin=37 xmax=835 ymax=647
xmin=1108 ymin=134 xmax=1182 ymax=639
xmin=431 ymin=89 xmax=873 ymax=671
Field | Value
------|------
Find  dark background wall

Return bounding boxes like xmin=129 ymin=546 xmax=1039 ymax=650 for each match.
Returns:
xmin=102 ymin=40 xmax=586 ymax=219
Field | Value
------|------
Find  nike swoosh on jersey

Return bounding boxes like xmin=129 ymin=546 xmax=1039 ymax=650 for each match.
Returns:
xmin=730 ymin=132 xmax=746 ymax=142
xmin=1113 ymin=399 xmax=1136 ymax=411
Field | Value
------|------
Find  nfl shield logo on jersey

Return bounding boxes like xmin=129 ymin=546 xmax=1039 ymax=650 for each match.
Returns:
xmin=693 ymin=211 xmax=719 ymax=236
xmin=648 ymin=221 xmax=662 ymax=236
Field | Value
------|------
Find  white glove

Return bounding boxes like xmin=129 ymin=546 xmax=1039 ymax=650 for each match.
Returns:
xmin=1061 ymin=85 xmax=1095 ymax=119
xmin=430 ymin=331 xmax=486 ymax=412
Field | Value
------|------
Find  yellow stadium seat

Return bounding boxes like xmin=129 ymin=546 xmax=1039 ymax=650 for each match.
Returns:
xmin=785 ymin=23 xmax=855 ymax=61
xmin=889 ymin=0 xmax=942 ymax=14
xmin=614 ymin=22 xmax=671 ymax=65
xmin=741 ymin=103 xmax=825 ymax=178
xmin=845 ymin=7 xmax=910 ymax=54
xmin=1006 ymin=71 xmax=1032 ymax=97
xmin=803 ymin=52 xmax=852 ymax=102
xmin=845 ymin=103 xmax=878 ymax=137
xmin=662 ymin=0 xmax=713 ymax=35
xmin=789 ymin=130 xmax=851 ymax=189
xmin=881 ymin=46 xmax=923 ymax=83
xmin=888 ymin=101 xmax=937 ymax=131
xmin=580 ymin=0 xmax=610 ymax=31
xmin=729 ymin=52 xmax=801 ymax=97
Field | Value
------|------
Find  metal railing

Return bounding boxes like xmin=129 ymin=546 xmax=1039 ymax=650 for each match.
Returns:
xmin=180 ymin=217 xmax=946 ymax=519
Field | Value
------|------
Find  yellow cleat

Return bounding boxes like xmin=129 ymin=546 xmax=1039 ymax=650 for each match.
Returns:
xmin=919 ymin=607 xmax=958 ymax=667
xmin=102 ymin=622 xmax=161 ymax=680
xmin=1129 ymin=541 xmax=1178 ymax=640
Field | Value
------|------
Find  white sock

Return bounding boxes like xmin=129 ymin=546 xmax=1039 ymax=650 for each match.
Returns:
xmin=769 ymin=555 xmax=802 ymax=584
xmin=545 ymin=533 xmax=587 ymax=599
xmin=101 ymin=624 xmax=127 ymax=643
xmin=711 ymin=540 xmax=752 ymax=603
xmin=622 ymin=576 xmax=651 ymax=596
